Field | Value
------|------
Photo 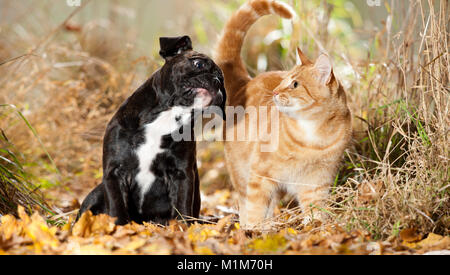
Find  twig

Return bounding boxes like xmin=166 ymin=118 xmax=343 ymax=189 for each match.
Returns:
xmin=0 ymin=54 xmax=39 ymax=67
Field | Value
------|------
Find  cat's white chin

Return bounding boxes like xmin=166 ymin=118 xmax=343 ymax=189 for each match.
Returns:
xmin=274 ymin=98 xmax=311 ymax=117
xmin=275 ymin=104 xmax=300 ymax=114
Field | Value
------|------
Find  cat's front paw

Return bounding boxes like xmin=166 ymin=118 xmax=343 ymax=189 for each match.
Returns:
xmin=240 ymin=221 xmax=273 ymax=232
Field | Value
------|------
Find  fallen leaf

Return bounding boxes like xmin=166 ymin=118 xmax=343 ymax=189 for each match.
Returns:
xmin=188 ymin=225 xmax=220 ymax=242
xmin=215 ymin=215 xmax=232 ymax=232
xmin=23 ymin=212 xmax=60 ymax=253
xmin=17 ymin=206 xmax=31 ymax=225
xmin=0 ymin=215 xmax=20 ymax=240
xmin=194 ymin=246 xmax=215 ymax=255
xmin=399 ymin=228 xmax=422 ymax=243
xmin=416 ymin=233 xmax=450 ymax=251
xmin=286 ymin=228 xmax=298 ymax=236
xmin=76 ymin=244 xmax=113 ymax=255
xmin=141 ymin=241 xmax=172 ymax=255
xmin=72 ymin=211 xmax=116 ymax=237
xmin=118 ymin=237 xmax=146 ymax=253
xmin=234 ymin=223 xmax=240 ymax=230
xmin=249 ymin=234 xmax=287 ymax=254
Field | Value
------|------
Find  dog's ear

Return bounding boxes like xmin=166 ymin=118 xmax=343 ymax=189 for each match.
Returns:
xmin=159 ymin=36 xmax=193 ymax=60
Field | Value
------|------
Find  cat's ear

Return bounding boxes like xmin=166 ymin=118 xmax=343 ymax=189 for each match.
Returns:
xmin=314 ymin=54 xmax=333 ymax=85
xmin=296 ymin=47 xmax=312 ymax=66
xmin=159 ymin=36 xmax=193 ymax=61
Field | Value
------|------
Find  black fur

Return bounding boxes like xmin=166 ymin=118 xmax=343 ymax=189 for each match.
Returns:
xmin=77 ymin=36 xmax=226 ymax=225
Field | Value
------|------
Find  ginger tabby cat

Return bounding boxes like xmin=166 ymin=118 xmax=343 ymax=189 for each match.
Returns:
xmin=215 ymin=0 xmax=352 ymax=230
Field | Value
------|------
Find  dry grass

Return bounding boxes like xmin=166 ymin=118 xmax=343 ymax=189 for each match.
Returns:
xmin=329 ymin=0 xmax=449 ymax=238
xmin=0 ymin=0 xmax=448 ymax=241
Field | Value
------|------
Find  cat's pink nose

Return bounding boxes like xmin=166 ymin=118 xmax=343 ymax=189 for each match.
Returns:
xmin=273 ymin=90 xmax=279 ymax=95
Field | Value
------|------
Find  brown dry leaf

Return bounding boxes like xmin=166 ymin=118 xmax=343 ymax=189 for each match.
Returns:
xmin=399 ymin=228 xmax=422 ymax=243
xmin=215 ymin=215 xmax=232 ymax=232
xmin=357 ymin=181 xmax=384 ymax=205
xmin=416 ymin=233 xmax=450 ymax=250
xmin=322 ymin=232 xmax=348 ymax=250
xmin=90 ymin=215 xmax=116 ymax=235
xmin=229 ymin=228 xmax=246 ymax=245
xmin=300 ymin=231 xmax=329 ymax=248
xmin=168 ymin=220 xmax=188 ymax=233
xmin=116 ymin=237 xmax=147 ymax=253
xmin=113 ymin=222 xmax=145 ymax=238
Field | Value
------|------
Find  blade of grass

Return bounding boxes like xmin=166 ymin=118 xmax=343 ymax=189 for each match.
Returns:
xmin=0 ymin=104 xmax=60 ymax=176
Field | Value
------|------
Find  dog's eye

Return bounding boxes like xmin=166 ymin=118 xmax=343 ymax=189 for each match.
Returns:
xmin=193 ymin=60 xmax=205 ymax=69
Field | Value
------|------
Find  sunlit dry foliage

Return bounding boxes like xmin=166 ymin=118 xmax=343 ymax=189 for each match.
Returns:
xmin=0 ymin=0 xmax=448 ymax=254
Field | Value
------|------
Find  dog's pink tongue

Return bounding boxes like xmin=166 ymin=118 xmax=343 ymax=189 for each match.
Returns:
xmin=195 ymin=88 xmax=212 ymax=108
xmin=196 ymin=88 xmax=210 ymax=96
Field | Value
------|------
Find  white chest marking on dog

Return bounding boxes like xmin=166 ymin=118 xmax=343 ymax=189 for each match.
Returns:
xmin=135 ymin=106 xmax=192 ymax=208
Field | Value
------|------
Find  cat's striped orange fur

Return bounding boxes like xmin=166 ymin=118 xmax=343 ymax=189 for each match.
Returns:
xmin=215 ymin=0 xmax=352 ymax=230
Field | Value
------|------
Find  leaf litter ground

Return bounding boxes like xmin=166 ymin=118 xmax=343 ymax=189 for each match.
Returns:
xmin=1 ymin=142 xmax=449 ymax=255
xmin=1 ymin=203 xmax=449 ymax=255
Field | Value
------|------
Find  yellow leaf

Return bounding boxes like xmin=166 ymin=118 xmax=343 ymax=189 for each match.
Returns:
xmin=287 ymin=228 xmax=298 ymax=236
xmin=401 ymin=241 xmax=418 ymax=249
xmin=17 ymin=206 xmax=31 ymax=225
xmin=72 ymin=211 xmax=93 ymax=237
xmin=0 ymin=215 xmax=20 ymax=240
xmin=249 ymin=234 xmax=287 ymax=254
xmin=194 ymin=246 xmax=215 ymax=255
xmin=188 ymin=225 xmax=220 ymax=242
xmin=23 ymin=212 xmax=60 ymax=253
xmin=62 ymin=217 xmax=73 ymax=232
xmin=72 ymin=211 xmax=116 ymax=238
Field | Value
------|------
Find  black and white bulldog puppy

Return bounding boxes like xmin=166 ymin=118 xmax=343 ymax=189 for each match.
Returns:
xmin=77 ymin=36 xmax=226 ymax=225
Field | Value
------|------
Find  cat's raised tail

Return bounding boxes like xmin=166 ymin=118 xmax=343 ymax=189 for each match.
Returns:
xmin=214 ymin=0 xmax=297 ymax=94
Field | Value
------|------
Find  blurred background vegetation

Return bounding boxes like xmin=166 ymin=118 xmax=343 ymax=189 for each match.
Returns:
xmin=0 ymin=0 xmax=448 ymax=239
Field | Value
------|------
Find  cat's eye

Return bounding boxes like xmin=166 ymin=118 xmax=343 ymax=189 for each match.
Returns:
xmin=290 ymin=81 xmax=299 ymax=89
